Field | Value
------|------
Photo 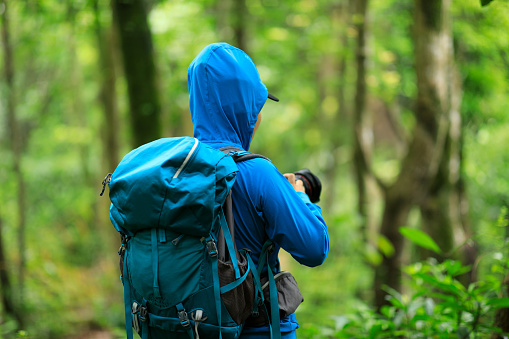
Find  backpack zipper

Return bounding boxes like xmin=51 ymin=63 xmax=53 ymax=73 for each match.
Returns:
xmin=173 ymin=138 xmax=199 ymax=179
xmin=172 ymin=234 xmax=185 ymax=246
xmin=261 ymin=271 xmax=291 ymax=291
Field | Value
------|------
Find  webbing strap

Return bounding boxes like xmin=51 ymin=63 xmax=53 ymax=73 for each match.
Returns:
xmin=219 ymin=210 xmax=240 ymax=279
xmin=151 ymin=229 xmax=161 ymax=298
xmin=141 ymin=300 xmax=149 ymax=339
xmin=159 ymin=228 xmax=166 ymax=243
xmin=258 ymin=241 xmax=273 ymax=276
xmin=123 ymin=246 xmax=133 ymax=339
xmin=176 ymin=303 xmax=195 ymax=339
xmin=210 ymin=253 xmax=223 ymax=339
xmin=258 ymin=240 xmax=281 ymax=339
xmin=244 ymin=252 xmax=263 ymax=301
xmin=141 ymin=321 xmax=149 ymax=339
xmin=266 ymin=255 xmax=281 ymax=339
xmin=219 ymin=147 xmax=271 ymax=163
xmin=244 ymin=251 xmax=264 ymax=315
xmin=220 ymin=265 xmax=250 ymax=294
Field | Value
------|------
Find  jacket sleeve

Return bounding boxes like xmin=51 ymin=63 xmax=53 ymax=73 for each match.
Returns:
xmin=256 ymin=161 xmax=329 ymax=267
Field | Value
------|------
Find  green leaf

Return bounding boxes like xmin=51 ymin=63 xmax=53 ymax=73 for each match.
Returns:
xmin=480 ymin=0 xmax=494 ymax=7
xmin=496 ymin=206 xmax=508 ymax=227
xmin=487 ymin=297 xmax=509 ymax=309
xmin=400 ymin=227 xmax=442 ymax=254
xmin=364 ymin=245 xmax=383 ymax=266
xmin=378 ymin=235 xmax=395 ymax=258
xmin=369 ymin=324 xmax=383 ymax=339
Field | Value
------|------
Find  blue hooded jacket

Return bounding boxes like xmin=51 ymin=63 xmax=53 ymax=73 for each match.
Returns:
xmin=188 ymin=43 xmax=329 ymax=336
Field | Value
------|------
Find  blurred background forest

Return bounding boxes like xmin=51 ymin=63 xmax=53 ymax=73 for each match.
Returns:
xmin=1 ymin=0 xmax=509 ymax=338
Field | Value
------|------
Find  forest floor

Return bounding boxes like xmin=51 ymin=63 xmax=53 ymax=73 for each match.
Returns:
xmin=64 ymin=331 xmax=114 ymax=339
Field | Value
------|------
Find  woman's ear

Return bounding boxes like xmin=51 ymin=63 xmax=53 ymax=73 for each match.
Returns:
xmin=251 ymin=113 xmax=262 ymax=141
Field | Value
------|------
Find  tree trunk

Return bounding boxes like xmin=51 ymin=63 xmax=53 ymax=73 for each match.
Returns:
xmin=417 ymin=0 xmax=461 ymax=263
xmin=112 ymin=0 xmax=161 ymax=148
xmin=352 ymin=0 xmax=371 ymax=242
xmin=324 ymin=1 xmax=351 ymax=211
xmin=419 ymin=132 xmax=454 ymax=260
xmin=374 ymin=0 xmax=452 ymax=309
xmin=216 ymin=0 xmax=232 ymax=42
xmin=93 ymin=0 xmax=122 ymax=252
xmin=374 ymin=191 xmax=412 ymax=307
xmin=232 ymin=0 xmax=248 ymax=52
xmin=94 ymin=0 xmax=119 ymax=171
xmin=456 ymin=129 xmax=477 ymax=283
xmin=1 ymin=0 xmax=25 ymax=328
xmin=0 ymin=210 xmax=22 ymax=327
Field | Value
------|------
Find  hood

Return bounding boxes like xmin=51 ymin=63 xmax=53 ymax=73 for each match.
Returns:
xmin=188 ymin=43 xmax=269 ymax=151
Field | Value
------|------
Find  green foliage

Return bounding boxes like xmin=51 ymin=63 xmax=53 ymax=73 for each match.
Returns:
xmin=300 ymin=211 xmax=509 ymax=339
xmin=304 ymin=256 xmax=509 ymax=338
xmin=400 ymin=226 xmax=443 ymax=255
xmin=0 ymin=0 xmax=508 ymax=337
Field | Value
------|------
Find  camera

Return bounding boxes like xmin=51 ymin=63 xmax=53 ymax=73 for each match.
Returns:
xmin=294 ymin=169 xmax=322 ymax=203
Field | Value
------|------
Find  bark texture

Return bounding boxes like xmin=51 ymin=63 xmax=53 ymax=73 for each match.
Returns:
xmin=112 ymin=0 xmax=161 ymax=148
xmin=417 ymin=0 xmax=455 ymax=261
xmin=94 ymin=0 xmax=119 ymax=171
xmin=352 ymin=0 xmax=371 ymax=241
xmin=324 ymin=1 xmax=351 ymax=211
xmin=1 ymin=0 xmax=25 ymax=328
xmin=232 ymin=0 xmax=248 ymax=52
xmin=374 ymin=0 xmax=453 ymax=309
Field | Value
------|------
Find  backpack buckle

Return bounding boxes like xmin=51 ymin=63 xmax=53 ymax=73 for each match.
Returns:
xmin=118 ymin=234 xmax=129 ymax=255
xmin=206 ymin=240 xmax=218 ymax=257
xmin=132 ymin=301 xmax=148 ymax=333
xmin=132 ymin=301 xmax=141 ymax=314
xmin=99 ymin=173 xmax=112 ymax=196
xmin=178 ymin=309 xmax=190 ymax=327
xmin=267 ymin=244 xmax=275 ymax=254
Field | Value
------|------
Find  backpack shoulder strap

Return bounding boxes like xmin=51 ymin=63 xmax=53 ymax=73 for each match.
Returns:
xmin=216 ymin=146 xmax=269 ymax=264
xmin=219 ymin=146 xmax=271 ymax=163
xmin=218 ymin=146 xmax=281 ymax=338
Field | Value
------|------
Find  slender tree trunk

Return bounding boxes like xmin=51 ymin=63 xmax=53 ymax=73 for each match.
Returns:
xmin=93 ymin=0 xmax=122 ymax=252
xmin=352 ymin=0 xmax=371 ymax=242
xmin=93 ymin=0 xmax=119 ymax=171
xmin=418 ymin=0 xmax=459 ymax=262
xmin=232 ymin=0 xmax=247 ymax=52
xmin=419 ymin=133 xmax=454 ymax=260
xmin=456 ymin=129 xmax=477 ymax=282
xmin=216 ymin=0 xmax=232 ymax=42
xmin=0 ymin=210 xmax=22 ymax=326
xmin=374 ymin=0 xmax=452 ymax=309
xmin=112 ymin=0 xmax=161 ymax=148
xmin=1 ymin=0 xmax=25 ymax=328
xmin=325 ymin=1 xmax=351 ymax=211
xmin=374 ymin=192 xmax=412 ymax=307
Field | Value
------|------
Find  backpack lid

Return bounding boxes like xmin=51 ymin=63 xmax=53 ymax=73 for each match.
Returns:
xmin=109 ymin=137 xmax=238 ymax=236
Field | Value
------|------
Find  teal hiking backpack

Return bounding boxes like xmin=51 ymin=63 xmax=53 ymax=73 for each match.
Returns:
xmin=102 ymin=137 xmax=282 ymax=339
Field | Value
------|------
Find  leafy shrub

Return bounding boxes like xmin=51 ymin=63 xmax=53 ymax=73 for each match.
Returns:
xmin=303 ymin=229 xmax=509 ymax=339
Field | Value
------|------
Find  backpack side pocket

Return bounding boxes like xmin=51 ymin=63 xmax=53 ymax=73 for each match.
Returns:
xmin=245 ymin=271 xmax=303 ymax=327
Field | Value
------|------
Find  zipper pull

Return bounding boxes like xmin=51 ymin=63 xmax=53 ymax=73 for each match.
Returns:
xmin=100 ymin=173 xmax=112 ymax=196
xmin=172 ymin=234 xmax=185 ymax=246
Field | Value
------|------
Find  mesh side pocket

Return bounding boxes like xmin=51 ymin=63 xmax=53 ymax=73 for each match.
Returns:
xmin=245 ymin=271 xmax=303 ymax=327
xmin=218 ymin=253 xmax=255 ymax=325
